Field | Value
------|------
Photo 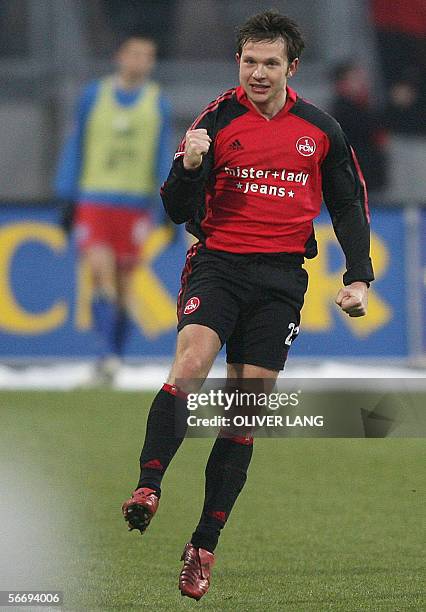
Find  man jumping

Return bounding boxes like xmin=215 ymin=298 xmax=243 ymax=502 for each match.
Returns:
xmin=122 ymin=10 xmax=374 ymax=600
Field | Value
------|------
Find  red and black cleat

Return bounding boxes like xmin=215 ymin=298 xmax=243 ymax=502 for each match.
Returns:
xmin=121 ymin=487 xmax=159 ymax=534
xmin=178 ymin=542 xmax=215 ymax=601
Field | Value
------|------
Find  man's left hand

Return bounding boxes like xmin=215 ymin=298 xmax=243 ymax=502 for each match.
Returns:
xmin=335 ymin=282 xmax=368 ymax=317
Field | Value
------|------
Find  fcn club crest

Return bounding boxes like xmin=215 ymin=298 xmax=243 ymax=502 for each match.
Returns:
xmin=184 ymin=296 xmax=200 ymax=314
xmin=296 ymin=136 xmax=316 ymax=157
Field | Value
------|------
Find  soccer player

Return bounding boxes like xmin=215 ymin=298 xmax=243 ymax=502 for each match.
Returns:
xmin=122 ymin=11 xmax=374 ymax=600
xmin=55 ymin=34 xmax=172 ymax=383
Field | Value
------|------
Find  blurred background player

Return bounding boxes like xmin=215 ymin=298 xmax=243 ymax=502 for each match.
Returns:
xmin=383 ymin=67 xmax=426 ymax=137
xmin=329 ymin=60 xmax=388 ymax=195
xmin=55 ymin=34 xmax=172 ymax=384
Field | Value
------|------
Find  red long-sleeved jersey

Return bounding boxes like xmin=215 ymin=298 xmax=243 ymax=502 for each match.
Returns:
xmin=161 ymin=85 xmax=374 ymax=285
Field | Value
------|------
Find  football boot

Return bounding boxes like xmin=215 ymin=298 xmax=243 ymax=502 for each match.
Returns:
xmin=178 ymin=542 xmax=215 ymax=600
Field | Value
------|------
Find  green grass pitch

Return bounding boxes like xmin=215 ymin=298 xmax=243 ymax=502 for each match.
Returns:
xmin=0 ymin=391 xmax=424 ymax=611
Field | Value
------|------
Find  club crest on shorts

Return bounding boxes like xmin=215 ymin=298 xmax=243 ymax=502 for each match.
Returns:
xmin=184 ymin=296 xmax=200 ymax=315
xmin=296 ymin=136 xmax=316 ymax=157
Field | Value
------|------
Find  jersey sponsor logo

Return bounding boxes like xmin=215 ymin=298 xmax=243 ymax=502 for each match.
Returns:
xmin=184 ymin=296 xmax=200 ymax=315
xmin=224 ymin=164 xmax=310 ymax=200
xmin=237 ymin=181 xmax=293 ymax=198
xmin=224 ymin=165 xmax=309 ymax=185
xmin=296 ymin=137 xmax=316 ymax=157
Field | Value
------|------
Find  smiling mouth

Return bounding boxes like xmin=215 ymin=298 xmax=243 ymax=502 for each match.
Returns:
xmin=250 ymin=84 xmax=270 ymax=93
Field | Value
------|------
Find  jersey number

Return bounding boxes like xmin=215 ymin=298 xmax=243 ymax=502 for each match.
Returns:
xmin=285 ymin=322 xmax=300 ymax=346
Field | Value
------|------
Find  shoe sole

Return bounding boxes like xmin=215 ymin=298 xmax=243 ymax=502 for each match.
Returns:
xmin=124 ymin=503 xmax=153 ymax=534
xmin=179 ymin=589 xmax=202 ymax=601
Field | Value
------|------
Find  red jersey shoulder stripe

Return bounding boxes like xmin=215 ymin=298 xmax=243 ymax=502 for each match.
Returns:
xmin=350 ymin=145 xmax=370 ymax=222
xmin=175 ymin=88 xmax=236 ymax=154
xmin=189 ymin=88 xmax=236 ymax=130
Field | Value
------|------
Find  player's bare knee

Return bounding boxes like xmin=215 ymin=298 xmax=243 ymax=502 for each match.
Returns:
xmin=174 ymin=348 xmax=210 ymax=380
xmin=175 ymin=327 xmax=220 ymax=378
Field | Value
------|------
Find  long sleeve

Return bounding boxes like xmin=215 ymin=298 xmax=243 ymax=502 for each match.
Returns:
xmin=160 ymin=156 xmax=211 ymax=224
xmin=161 ymin=107 xmax=214 ymax=224
xmin=321 ymin=125 xmax=375 ymax=285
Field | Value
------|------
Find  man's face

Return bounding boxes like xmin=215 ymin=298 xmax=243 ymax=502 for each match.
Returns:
xmin=116 ymin=38 xmax=157 ymax=80
xmin=237 ymin=39 xmax=298 ymax=112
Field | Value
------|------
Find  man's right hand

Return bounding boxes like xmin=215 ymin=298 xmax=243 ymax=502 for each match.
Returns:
xmin=183 ymin=129 xmax=211 ymax=170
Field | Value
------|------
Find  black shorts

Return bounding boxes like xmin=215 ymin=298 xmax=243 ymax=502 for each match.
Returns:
xmin=177 ymin=244 xmax=308 ymax=371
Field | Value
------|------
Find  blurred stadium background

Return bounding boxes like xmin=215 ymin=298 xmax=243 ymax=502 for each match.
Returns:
xmin=0 ymin=0 xmax=424 ymax=385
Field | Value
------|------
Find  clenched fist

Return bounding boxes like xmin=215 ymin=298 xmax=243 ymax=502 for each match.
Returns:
xmin=183 ymin=128 xmax=212 ymax=170
xmin=335 ymin=281 xmax=368 ymax=317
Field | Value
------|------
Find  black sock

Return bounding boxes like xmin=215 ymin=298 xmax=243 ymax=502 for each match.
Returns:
xmin=137 ymin=384 xmax=188 ymax=496
xmin=191 ymin=435 xmax=254 ymax=552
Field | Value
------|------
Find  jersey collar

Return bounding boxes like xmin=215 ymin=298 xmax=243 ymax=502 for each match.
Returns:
xmin=236 ymin=85 xmax=297 ymax=118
